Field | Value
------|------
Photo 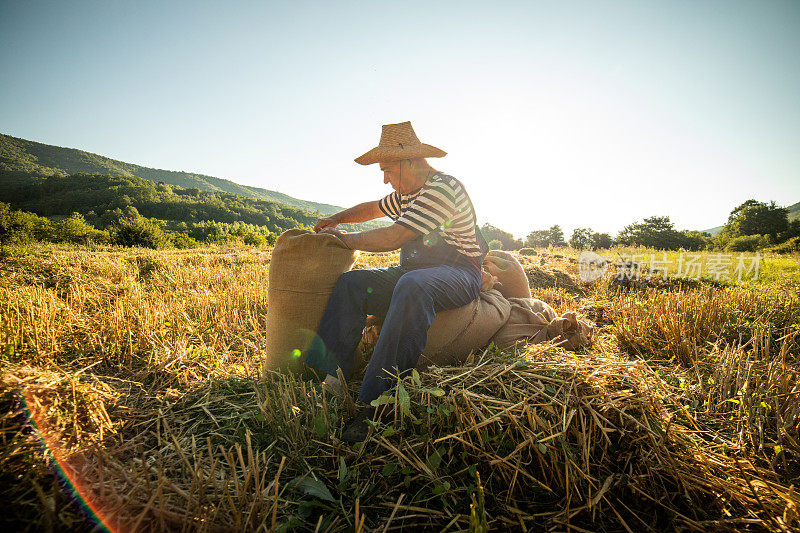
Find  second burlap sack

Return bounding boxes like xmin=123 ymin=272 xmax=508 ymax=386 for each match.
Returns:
xmin=263 ymin=229 xmax=358 ymax=373
xmin=491 ymin=298 xmax=594 ymax=351
xmin=483 ymin=250 xmax=531 ymax=299
xmin=418 ymin=289 xmax=511 ymax=367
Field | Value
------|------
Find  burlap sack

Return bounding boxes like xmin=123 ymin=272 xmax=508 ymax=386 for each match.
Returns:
xmin=418 ymin=289 xmax=511 ymax=367
xmin=491 ymin=298 xmax=593 ymax=351
xmin=545 ymin=311 xmax=593 ymax=351
xmin=484 ymin=250 xmax=531 ymax=299
xmin=263 ymin=229 xmax=358 ymax=373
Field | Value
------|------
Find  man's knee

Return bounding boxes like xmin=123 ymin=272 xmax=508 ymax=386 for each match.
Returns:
xmin=334 ymin=269 xmax=390 ymax=304
xmin=335 ymin=269 xmax=368 ymax=292
xmin=392 ymin=271 xmax=430 ymax=299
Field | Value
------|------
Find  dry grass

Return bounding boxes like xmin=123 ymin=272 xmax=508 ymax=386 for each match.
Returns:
xmin=1 ymin=243 xmax=799 ymax=531
xmin=609 ymin=286 xmax=800 ymax=366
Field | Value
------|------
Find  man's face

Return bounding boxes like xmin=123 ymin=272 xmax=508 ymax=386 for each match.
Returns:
xmin=380 ymin=160 xmax=406 ymax=193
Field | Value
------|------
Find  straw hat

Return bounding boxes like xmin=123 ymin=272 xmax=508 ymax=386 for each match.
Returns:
xmin=354 ymin=121 xmax=446 ymax=165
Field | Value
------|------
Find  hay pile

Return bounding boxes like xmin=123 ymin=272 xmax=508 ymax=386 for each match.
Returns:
xmin=5 ymin=346 xmax=798 ymax=531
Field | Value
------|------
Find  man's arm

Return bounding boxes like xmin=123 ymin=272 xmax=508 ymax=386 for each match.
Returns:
xmin=325 ymin=224 xmax=418 ymax=252
xmin=314 ymin=201 xmax=384 ymax=232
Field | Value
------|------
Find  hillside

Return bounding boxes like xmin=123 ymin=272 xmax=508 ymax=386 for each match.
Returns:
xmin=788 ymin=201 xmax=800 ymax=221
xmin=0 ymin=172 xmax=388 ymax=242
xmin=0 ymin=133 xmax=342 ymax=215
xmin=701 ymin=225 xmax=725 ymax=236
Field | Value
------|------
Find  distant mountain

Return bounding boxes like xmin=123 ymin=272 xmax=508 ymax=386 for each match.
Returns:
xmin=3 ymin=172 xmax=326 ymax=238
xmin=0 ymin=133 xmax=342 ymax=215
xmin=788 ymin=201 xmax=800 ymax=221
xmin=700 ymin=201 xmax=799 ymax=235
xmin=702 ymin=225 xmax=725 ymax=236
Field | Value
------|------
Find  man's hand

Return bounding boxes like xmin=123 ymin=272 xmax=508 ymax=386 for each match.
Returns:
xmin=314 ymin=201 xmax=383 ymax=232
xmin=314 ymin=216 xmax=339 ymax=233
xmin=318 ymin=227 xmax=344 ymax=238
xmin=318 ymin=227 xmax=351 ymax=248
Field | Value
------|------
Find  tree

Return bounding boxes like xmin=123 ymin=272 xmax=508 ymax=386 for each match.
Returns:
xmin=171 ymin=233 xmax=199 ymax=249
xmin=53 ymin=213 xmax=105 ymax=244
xmin=617 ymin=216 xmax=689 ymax=250
xmin=524 ymin=230 xmax=550 ymax=248
xmin=525 ymin=226 xmax=565 ymax=247
xmin=548 ymin=225 xmax=565 ymax=246
xmin=591 ymin=232 xmax=614 ymax=249
xmin=781 ymin=219 xmax=800 ymax=242
xmin=481 ymin=224 xmax=522 ymax=250
xmin=569 ymin=228 xmax=594 ymax=250
xmin=726 ymin=234 xmax=768 ymax=252
xmin=487 ymin=239 xmax=503 ymax=250
xmin=111 ymin=217 xmax=169 ymax=249
xmin=680 ymin=231 xmax=712 ymax=251
xmin=0 ymin=202 xmax=28 ymax=245
xmin=243 ymin=232 xmax=267 ymax=246
xmin=725 ymin=200 xmax=788 ymax=242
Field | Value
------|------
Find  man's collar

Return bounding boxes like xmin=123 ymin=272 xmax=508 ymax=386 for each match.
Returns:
xmin=421 ymin=171 xmax=440 ymax=187
xmin=401 ymin=171 xmax=440 ymax=196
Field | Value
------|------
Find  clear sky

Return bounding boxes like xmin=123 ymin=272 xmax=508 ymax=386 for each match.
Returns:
xmin=2 ymin=0 xmax=798 ymax=238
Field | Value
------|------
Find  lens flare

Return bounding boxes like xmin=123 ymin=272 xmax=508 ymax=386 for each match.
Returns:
xmin=20 ymin=390 xmax=113 ymax=532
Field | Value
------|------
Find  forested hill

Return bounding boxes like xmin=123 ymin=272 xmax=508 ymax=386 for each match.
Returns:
xmin=3 ymin=173 xmax=317 ymax=234
xmin=0 ymin=133 xmax=342 ymax=215
xmin=1 ymin=172 xmax=383 ymax=242
xmin=788 ymin=201 xmax=800 ymax=221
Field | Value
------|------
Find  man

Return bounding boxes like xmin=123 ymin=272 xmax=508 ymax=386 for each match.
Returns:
xmin=306 ymin=121 xmax=488 ymax=441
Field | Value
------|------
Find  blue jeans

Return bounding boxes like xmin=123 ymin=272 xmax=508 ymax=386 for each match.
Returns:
xmin=305 ymin=263 xmax=481 ymax=402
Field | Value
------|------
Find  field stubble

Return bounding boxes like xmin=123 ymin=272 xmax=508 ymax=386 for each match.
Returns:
xmin=1 ymin=244 xmax=799 ymax=532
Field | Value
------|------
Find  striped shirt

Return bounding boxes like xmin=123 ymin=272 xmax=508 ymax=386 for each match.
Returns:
xmin=378 ymin=173 xmax=485 ymax=261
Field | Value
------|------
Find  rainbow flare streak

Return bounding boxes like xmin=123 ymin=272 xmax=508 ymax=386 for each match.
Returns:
xmin=20 ymin=390 xmax=113 ymax=532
